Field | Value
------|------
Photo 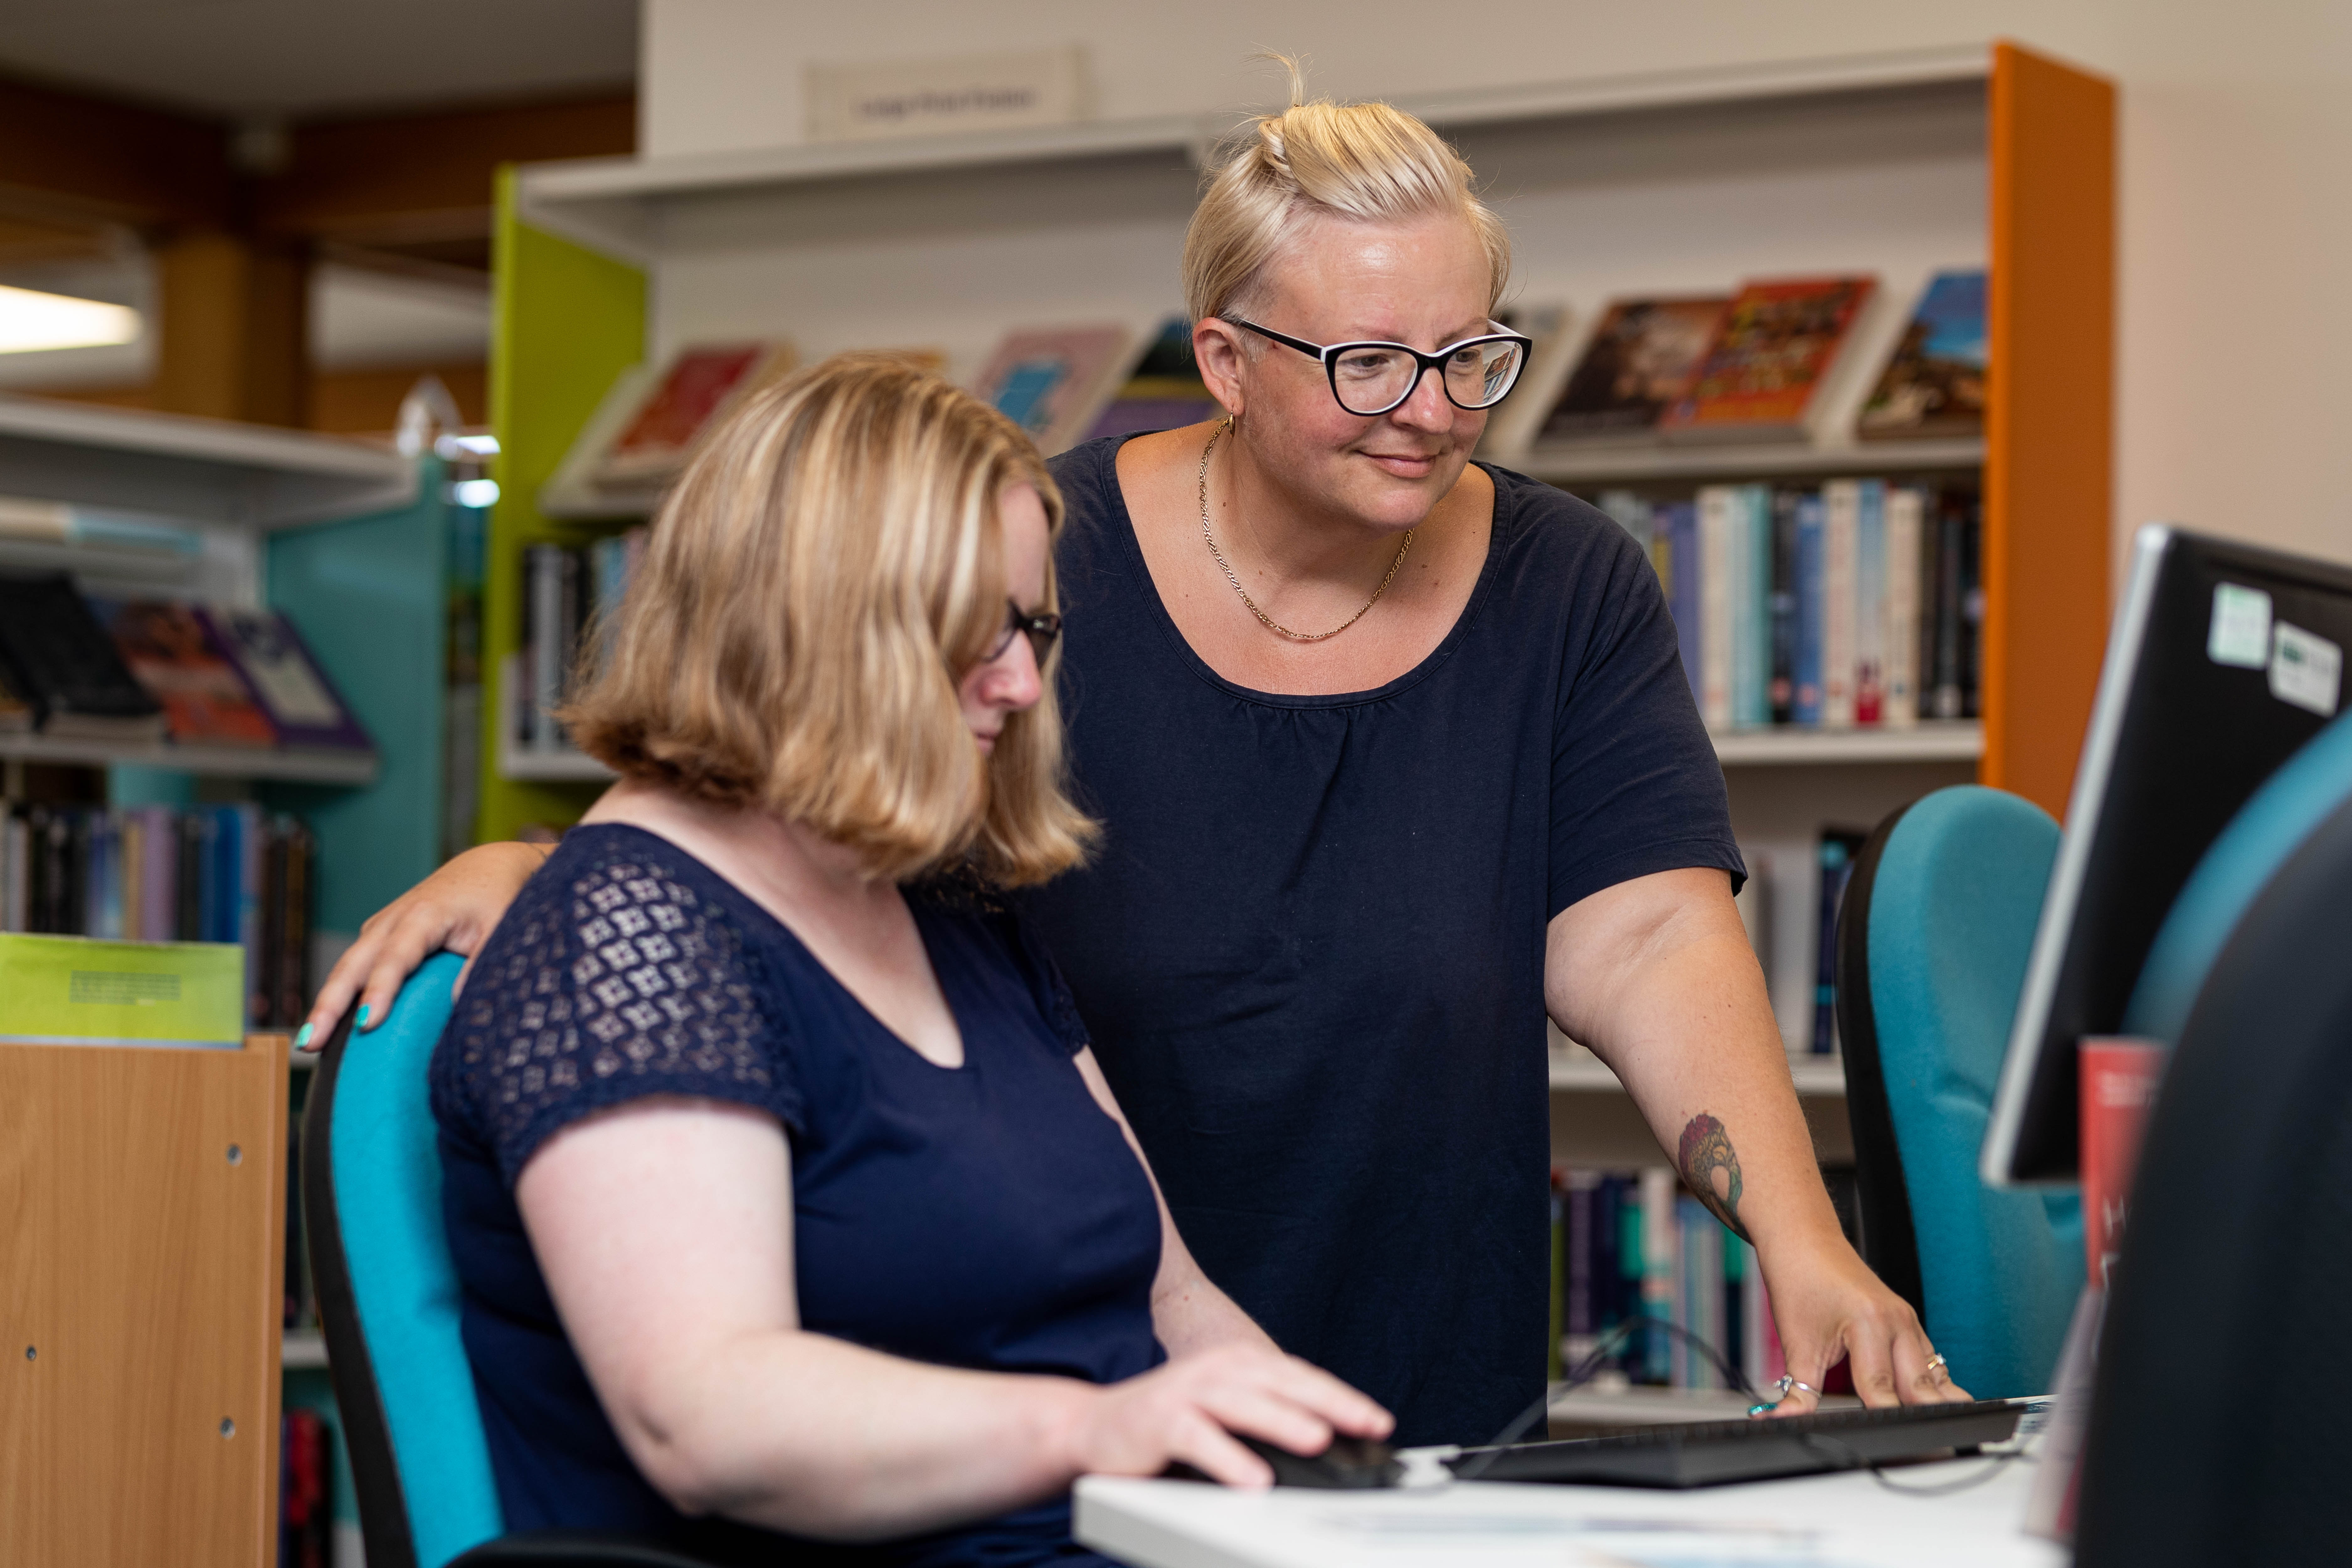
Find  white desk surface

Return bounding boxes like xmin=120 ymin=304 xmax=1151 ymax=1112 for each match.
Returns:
xmin=1076 ymin=1456 xmax=2064 ymax=1568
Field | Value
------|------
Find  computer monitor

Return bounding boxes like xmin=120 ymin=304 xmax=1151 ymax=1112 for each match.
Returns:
xmin=1980 ymin=524 xmax=2352 ymax=1186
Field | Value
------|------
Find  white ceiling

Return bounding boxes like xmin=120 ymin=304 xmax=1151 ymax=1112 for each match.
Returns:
xmin=0 ymin=0 xmax=638 ymax=119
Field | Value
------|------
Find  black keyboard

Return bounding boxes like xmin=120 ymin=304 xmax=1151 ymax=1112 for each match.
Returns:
xmin=1445 ymin=1397 xmax=2037 ymax=1489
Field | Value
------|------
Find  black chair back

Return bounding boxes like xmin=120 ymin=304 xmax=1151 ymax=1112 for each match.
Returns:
xmin=2076 ymin=794 xmax=2352 ymax=1564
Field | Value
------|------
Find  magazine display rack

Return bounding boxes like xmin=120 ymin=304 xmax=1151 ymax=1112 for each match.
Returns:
xmin=0 ymin=1031 xmax=289 ymax=1567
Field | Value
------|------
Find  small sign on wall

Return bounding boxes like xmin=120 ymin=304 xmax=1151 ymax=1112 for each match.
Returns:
xmin=807 ymin=45 xmax=1091 ymax=144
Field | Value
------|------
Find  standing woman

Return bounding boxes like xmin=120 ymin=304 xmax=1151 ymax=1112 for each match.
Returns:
xmin=313 ymin=68 xmax=1961 ymax=1446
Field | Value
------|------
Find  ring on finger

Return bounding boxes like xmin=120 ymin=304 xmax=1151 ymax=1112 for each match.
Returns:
xmin=1773 ymin=1375 xmax=1822 ymax=1400
xmin=1924 ymin=1353 xmax=1949 ymax=1383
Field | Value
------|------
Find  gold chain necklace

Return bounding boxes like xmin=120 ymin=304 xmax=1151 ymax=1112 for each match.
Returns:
xmin=1198 ymin=419 xmax=1412 ymax=643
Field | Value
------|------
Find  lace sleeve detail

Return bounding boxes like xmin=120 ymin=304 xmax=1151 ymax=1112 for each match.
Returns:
xmin=444 ymin=849 xmax=798 ymax=1185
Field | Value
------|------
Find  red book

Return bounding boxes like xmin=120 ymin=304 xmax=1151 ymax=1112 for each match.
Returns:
xmin=94 ymin=598 xmax=278 ymax=748
xmin=596 ymin=342 xmax=796 ymax=486
xmin=1660 ymin=276 xmax=1876 ymax=443
xmin=2079 ymin=1037 xmax=2166 ymax=1288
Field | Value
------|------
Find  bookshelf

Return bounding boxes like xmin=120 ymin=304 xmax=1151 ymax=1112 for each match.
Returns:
xmin=488 ymin=42 xmax=2111 ymax=1170
xmin=0 ymin=405 xmax=463 ymax=1565
xmin=1516 ymin=437 xmax=1985 ymax=489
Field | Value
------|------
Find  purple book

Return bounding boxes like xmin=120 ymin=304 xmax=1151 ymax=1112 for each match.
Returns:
xmin=198 ymin=607 xmax=373 ymax=753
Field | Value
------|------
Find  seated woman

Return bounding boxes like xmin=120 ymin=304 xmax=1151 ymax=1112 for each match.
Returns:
xmin=430 ymin=353 xmax=1388 ymax=1567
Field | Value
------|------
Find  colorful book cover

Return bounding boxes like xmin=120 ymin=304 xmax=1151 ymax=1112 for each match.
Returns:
xmin=970 ymin=324 xmax=1134 ymax=455
xmin=595 ymin=341 xmax=797 ymax=486
xmin=0 ymin=931 xmax=244 ymax=1047
xmin=1661 ymin=276 xmax=1878 ymax=443
xmin=94 ymin=599 xmax=278 ymax=748
xmin=1859 ymin=270 xmax=1987 ymax=440
xmin=1537 ymin=297 xmax=1728 ymax=443
xmin=199 ymin=607 xmax=373 ymax=753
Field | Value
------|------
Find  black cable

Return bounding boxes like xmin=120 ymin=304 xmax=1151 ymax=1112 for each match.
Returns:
xmin=1451 ymin=1315 xmax=1766 ymax=1481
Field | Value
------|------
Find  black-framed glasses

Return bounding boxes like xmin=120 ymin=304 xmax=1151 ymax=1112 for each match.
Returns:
xmin=1224 ymin=318 xmax=1534 ymax=417
xmin=986 ymin=599 xmax=1062 ymax=664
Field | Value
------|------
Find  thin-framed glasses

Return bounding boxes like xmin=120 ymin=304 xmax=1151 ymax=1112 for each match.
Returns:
xmin=986 ymin=599 xmax=1062 ymax=664
xmin=1224 ymin=318 xmax=1534 ymax=417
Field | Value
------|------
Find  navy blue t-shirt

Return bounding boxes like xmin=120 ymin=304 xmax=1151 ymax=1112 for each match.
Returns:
xmin=1017 ymin=437 xmax=1742 ymax=1447
xmin=430 ymin=824 xmax=1163 ymax=1567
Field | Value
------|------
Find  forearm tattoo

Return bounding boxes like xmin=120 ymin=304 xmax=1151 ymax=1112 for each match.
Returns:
xmin=1678 ymin=1113 xmax=1750 ymax=1242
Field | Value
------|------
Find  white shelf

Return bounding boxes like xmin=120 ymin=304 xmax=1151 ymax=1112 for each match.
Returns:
xmin=0 ymin=395 xmax=415 ymax=528
xmin=1515 ymin=437 xmax=1984 ymax=488
xmin=1710 ymin=721 xmax=1982 ymax=766
xmin=0 ymin=534 xmax=201 ymax=587
xmin=516 ymin=45 xmax=1991 ymax=263
xmin=0 ymin=731 xmax=378 ymax=784
xmin=501 ymin=746 xmax=615 ymax=782
xmin=282 ymin=1330 xmax=327 ymax=1370
xmin=1549 ymin=1050 xmax=1845 ymax=1096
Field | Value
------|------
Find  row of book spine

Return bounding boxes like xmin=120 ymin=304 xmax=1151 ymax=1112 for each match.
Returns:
xmin=1554 ymin=1168 xmax=1784 ymax=1393
xmin=1602 ymin=480 xmax=1982 ymax=731
xmin=0 ymin=802 xmax=314 ymax=1029
xmin=516 ymin=529 xmax=646 ymax=753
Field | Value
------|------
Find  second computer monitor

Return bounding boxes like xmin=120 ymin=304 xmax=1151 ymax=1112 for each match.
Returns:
xmin=1981 ymin=524 xmax=2352 ymax=1186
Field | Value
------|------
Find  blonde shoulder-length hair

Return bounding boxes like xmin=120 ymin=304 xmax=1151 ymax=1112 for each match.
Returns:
xmin=566 ymin=352 xmax=1097 ymax=887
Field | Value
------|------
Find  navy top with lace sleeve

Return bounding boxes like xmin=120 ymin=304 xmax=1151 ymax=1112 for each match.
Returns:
xmin=429 ymin=823 xmax=1164 ymax=1568
xmin=1015 ymin=437 xmax=1743 ymax=1448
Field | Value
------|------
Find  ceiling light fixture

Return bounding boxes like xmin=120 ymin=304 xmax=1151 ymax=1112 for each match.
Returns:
xmin=0 ymin=285 xmax=140 ymax=354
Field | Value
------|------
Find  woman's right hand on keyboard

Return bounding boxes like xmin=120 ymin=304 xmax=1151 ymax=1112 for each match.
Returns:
xmin=1060 ymin=1343 xmax=1393 ymax=1488
xmin=299 ymin=839 xmax=552 ymax=1049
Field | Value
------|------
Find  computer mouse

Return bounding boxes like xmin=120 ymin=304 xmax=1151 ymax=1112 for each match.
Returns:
xmin=1240 ymin=1433 xmax=1404 ymax=1489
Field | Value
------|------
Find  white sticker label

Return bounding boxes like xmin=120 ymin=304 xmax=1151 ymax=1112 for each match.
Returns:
xmin=2209 ymin=583 xmax=2273 ymax=668
xmin=2270 ymin=621 xmax=2342 ymax=717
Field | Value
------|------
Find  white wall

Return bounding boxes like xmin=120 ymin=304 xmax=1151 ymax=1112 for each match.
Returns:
xmin=641 ymin=0 xmax=2352 ymax=570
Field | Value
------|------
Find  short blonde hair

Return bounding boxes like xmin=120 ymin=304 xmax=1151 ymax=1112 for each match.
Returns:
xmin=566 ymin=352 xmax=1096 ymax=887
xmin=1183 ymin=57 xmax=1512 ymax=325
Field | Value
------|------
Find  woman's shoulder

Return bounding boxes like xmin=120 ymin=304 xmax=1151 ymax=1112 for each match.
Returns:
xmin=1478 ymin=463 xmax=1657 ymax=601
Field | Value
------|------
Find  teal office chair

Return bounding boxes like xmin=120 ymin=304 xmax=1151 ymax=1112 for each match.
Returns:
xmin=1832 ymin=786 xmax=2084 ymax=1397
xmin=302 ymin=953 xmax=721 ymax=1568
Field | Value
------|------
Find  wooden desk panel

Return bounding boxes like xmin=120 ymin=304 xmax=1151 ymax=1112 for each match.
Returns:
xmin=0 ymin=1034 xmax=288 ymax=1568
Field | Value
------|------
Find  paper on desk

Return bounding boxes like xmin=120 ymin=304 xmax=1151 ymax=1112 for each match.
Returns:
xmin=1318 ymin=1510 xmax=1864 ymax=1566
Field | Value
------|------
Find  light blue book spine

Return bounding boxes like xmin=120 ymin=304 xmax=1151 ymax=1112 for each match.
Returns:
xmin=1735 ymin=485 xmax=1774 ymax=727
xmin=1856 ymin=479 xmax=1888 ymax=724
xmin=1794 ymin=494 xmax=1826 ymax=725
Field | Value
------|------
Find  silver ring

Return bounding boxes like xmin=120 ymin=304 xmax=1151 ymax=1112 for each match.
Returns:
xmin=1773 ymin=1375 xmax=1821 ymax=1399
xmin=1925 ymin=1353 xmax=1949 ymax=1382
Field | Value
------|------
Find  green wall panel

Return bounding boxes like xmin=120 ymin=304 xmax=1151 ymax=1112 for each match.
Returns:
xmin=481 ymin=166 xmax=647 ymax=843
